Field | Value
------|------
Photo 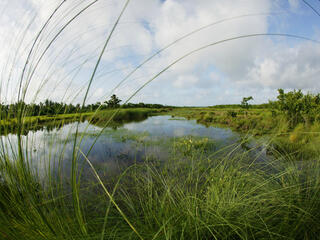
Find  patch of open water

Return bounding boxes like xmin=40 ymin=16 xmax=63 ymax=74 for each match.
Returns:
xmin=2 ymin=115 xmax=265 ymax=178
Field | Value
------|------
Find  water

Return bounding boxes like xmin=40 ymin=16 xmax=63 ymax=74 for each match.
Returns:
xmin=0 ymin=115 xmax=242 ymax=178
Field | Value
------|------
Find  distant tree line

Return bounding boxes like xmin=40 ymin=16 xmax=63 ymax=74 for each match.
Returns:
xmin=211 ymin=104 xmax=269 ymax=109
xmin=104 ymin=95 xmax=169 ymax=109
xmin=122 ymin=103 xmax=167 ymax=109
xmin=0 ymin=94 xmax=169 ymax=119
xmin=0 ymin=99 xmax=83 ymax=118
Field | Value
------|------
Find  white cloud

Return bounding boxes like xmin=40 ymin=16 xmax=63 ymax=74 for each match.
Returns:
xmin=0 ymin=0 xmax=319 ymax=106
xmin=173 ymin=75 xmax=198 ymax=88
xmin=247 ymin=42 xmax=320 ymax=90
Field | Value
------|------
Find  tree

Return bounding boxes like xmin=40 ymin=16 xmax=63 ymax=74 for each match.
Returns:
xmin=241 ymin=96 xmax=253 ymax=110
xmin=275 ymin=89 xmax=320 ymax=128
xmin=105 ymin=94 xmax=121 ymax=108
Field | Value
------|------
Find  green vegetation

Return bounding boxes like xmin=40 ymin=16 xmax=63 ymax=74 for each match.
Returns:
xmin=241 ymin=96 xmax=253 ymax=110
xmin=0 ymin=95 xmax=169 ymax=122
xmin=90 ymin=108 xmax=166 ymax=126
xmin=1 ymin=0 xmax=320 ymax=239
xmin=2 ymin=85 xmax=320 ymax=239
xmin=0 ymin=112 xmax=90 ymax=135
xmin=273 ymin=89 xmax=320 ymax=128
xmin=1 ymin=132 xmax=320 ymax=239
xmin=0 ymin=99 xmax=95 ymax=118
xmin=104 ymin=94 xmax=122 ymax=108
xmin=0 ymin=107 xmax=169 ymax=135
xmin=165 ymin=89 xmax=320 ymax=160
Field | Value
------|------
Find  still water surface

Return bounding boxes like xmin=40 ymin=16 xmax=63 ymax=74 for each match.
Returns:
xmin=1 ymin=115 xmax=242 ymax=176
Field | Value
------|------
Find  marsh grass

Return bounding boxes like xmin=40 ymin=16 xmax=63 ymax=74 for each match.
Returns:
xmin=1 ymin=0 xmax=320 ymax=239
xmin=2 ymin=115 xmax=320 ymax=239
xmin=170 ymin=107 xmax=320 ymax=161
xmin=76 ymin=141 xmax=320 ymax=239
xmin=90 ymin=108 xmax=163 ymax=127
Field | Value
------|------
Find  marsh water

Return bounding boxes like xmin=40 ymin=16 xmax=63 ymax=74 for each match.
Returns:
xmin=1 ymin=115 xmax=264 ymax=178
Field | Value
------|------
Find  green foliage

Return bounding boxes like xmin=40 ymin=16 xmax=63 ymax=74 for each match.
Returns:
xmin=122 ymin=102 xmax=169 ymax=109
xmin=2 ymin=104 xmax=320 ymax=239
xmin=275 ymin=89 xmax=320 ymax=128
xmin=104 ymin=94 xmax=122 ymax=108
xmin=0 ymin=100 xmax=101 ymax=119
xmin=0 ymin=99 xmax=168 ymax=121
xmin=241 ymin=96 xmax=253 ymax=110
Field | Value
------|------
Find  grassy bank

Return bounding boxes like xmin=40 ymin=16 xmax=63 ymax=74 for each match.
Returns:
xmin=166 ymin=107 xmax=284 ymax=135
xmin=0 ymin=108 xmax=168 ymax=135
xmin=90 ymin=108 xmax=168 ymax=127
xmin=0 ymin=112 xmax=92 ymax=135
xmin=165 ymin=107 xmax=320 ymax=160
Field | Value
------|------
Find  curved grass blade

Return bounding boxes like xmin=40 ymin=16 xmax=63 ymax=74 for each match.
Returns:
xmin=78 ymin=148 xmax=144 ymax=240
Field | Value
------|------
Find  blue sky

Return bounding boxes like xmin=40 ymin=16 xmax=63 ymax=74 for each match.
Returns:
xmin=0 ymin=0 xmax=320 ymax=106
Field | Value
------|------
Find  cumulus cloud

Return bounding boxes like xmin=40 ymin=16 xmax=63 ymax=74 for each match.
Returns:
xmin=247 ymin=42 xmax=320 ymax=90
xmin=0 ymin=0 xmax=319 ymax=106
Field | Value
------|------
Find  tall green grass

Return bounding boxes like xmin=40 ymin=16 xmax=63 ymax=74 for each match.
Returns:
xmin=2 ymin=136 xmax=320 ymax=239
xmin=1 ymin=0 xmax=320 ymax=239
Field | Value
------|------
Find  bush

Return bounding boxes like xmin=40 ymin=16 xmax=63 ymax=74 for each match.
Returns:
xmin=275 ymin=89 xmax=320 ymax=128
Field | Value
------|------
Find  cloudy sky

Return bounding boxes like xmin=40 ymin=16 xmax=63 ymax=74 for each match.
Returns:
xmin=0 ymin=0 xmax=319 ymax=106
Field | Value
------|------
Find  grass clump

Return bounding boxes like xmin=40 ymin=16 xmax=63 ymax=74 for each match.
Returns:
xmin=2 ymin=144 xmax=320 ymax=239
xmin=174 ymin=136 xmax=216 ymax=156
xmin=84 ymin=145 xmax=320 ymax=239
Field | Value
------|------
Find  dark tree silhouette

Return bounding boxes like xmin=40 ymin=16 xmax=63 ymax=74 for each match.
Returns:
xmin=104 ymin=94 xmax=122 ymax=108
xmin=241 ymin=96 xmax=253 ymax=110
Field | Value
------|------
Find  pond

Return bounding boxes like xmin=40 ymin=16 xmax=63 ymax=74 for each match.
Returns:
xmin=1 ymin=115 xmax=261 ymax=179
